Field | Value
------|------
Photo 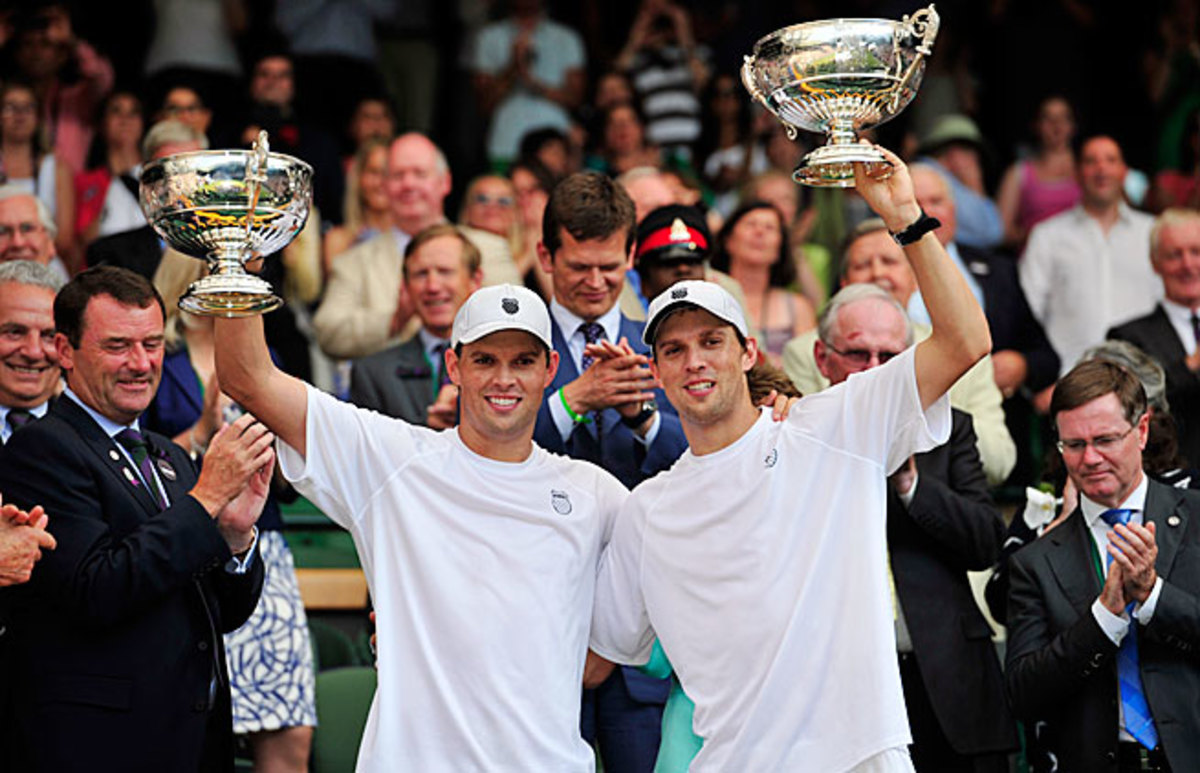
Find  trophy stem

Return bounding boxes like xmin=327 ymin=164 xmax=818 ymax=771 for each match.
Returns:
xmin=178 ymin=245 xmax=282 ymax=317
xmin=827 ymin=120 xmax=858 ymax=147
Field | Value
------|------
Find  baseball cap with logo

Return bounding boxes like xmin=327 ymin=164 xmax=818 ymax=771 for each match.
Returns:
xmin=451 ymin=284 xmax=553 ymax=348
xmin=635 ymin=204 xmax=711 ymax=266
xmin=642 ymin=279 xmax=748 ymax=346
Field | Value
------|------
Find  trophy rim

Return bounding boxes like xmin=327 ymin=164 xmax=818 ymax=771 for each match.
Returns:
xmin=141 ymin=148 xmax=315 ymax=177
xmin=749 ymin=16 xmax=907 ymax=54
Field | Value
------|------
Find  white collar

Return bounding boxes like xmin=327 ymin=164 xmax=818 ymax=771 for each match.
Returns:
xmin=1081 ymin=473 xmax=1149 ymax=527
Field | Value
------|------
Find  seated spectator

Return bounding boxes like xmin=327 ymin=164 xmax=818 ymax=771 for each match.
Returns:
xmin=586 ymin=101 xmax=665 ymax=177
xmin=1109 ymin=208 xmax=1200 ymax=469
xmin=699 ymin=73 xmax=766 ymax=218
xmin=343 ymin=96 xmax=395 ymax=168
xmin=709 ymin=201 xmax=816 ymax=367
xmin=995 ymin=95 xmax=1081 ymax=248
xmin=323 ymin=137 xmax=393 ymax=270
xmin=916 ymin=114 xmax=1004 ymax=250
xmin=147 ymin=253 xmax=316 ymax=772
xmin=782 ymin=219 xmax=1017 ymax=485
xmin=74 ymin=90 xmax=146 ymax=247
xmin=742 ymin=169 xmax=830 ymax=309
xmin=633 ymin=204 xmax=711 ymax=301
xmin=518 ymin=127 xmax=575 ymax=177
xmin=459 ymin=174 xmax=520 ymax=260
xmin=0 ymin=81 xmax=76 ymax=271
xmin=157 ymin=85 xmax=214 ymax=139
xmin=350 ymin=224 xmax=482 ymax=426
xmin=313 ymin=133 xmax=517 ymax=360
xmin=470 ymin=0 xmax=585 ymax=168
xmin=0 ymin=185 xmax=71 ymax=281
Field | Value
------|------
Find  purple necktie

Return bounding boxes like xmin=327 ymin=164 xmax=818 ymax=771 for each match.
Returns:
xmin=1190 ymin=312 xmax=1199 ymax=350
xmin=116 ymin=428 xmax=167 ymax=510
xmin=5 ymin=408 xmax=33 ymax=439
xmin=579 ymin=322 xmax=604 ymax=372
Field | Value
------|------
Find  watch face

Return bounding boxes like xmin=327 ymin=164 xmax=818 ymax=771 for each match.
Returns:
xmin=643 ymin=399 xmax=658 ymax=413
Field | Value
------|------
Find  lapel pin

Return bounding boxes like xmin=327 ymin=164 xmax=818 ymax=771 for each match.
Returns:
xmin=156 ymin=458 xmax=177 ymax=481
xmin=109 ymin=450 xmax=120 ymax=461
xmin=1168 ymin=515 xmax=1181 ymax=527
xmin=122 ymin=467 xmax=139 ymax=486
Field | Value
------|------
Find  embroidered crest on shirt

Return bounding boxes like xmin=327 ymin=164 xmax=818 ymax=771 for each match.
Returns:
xmin=502 ymin=297 xmax=519 ymax=314
xmin=551 ymin=490 xmax=572 ymax=515
xmin=764 ymin=448 xmax=778 ymax=468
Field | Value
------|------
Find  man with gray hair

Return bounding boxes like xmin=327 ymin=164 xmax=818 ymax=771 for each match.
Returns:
xmin=0 ymin=260 xmax=63 ymax=443
xmin=86 ymin=120 xmax=209 ymax=280
xmin=0 ymin=187 xmax=70 ymax=282
xmin=1109 ymin=207 xmax=1200 ymax=469
xmin=814 ymin=282 xmax=1016 ymax=772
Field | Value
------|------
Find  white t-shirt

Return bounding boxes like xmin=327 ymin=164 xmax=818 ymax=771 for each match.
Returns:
xmin=590 ymin=347 xmax=950 ymax=772
xmin=279 ymin=386 xmax=628 ymax=772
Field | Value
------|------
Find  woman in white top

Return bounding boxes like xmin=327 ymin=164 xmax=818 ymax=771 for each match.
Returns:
xmin=0 ymin=81 xmax=75 ymax=269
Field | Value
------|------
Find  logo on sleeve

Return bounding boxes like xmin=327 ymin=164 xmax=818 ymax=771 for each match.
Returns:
xmin=551 ymin=490 xmax=573 ymax=515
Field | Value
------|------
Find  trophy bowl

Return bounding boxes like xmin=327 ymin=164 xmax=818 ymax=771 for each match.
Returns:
xmin=139 ymin=134 xmax=313 ymax=316
xmin=742 ymin=5 xmax=939 ymax=187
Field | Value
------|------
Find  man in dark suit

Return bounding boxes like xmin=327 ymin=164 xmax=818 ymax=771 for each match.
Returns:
xmin=1108 ymin=208 xmax=1200 ymax=469
xmin=814 ymin=283 xmax=1017 ymax=772
xmin=1007 ymin=358 xmax=1200 ymax=772
xmin=534 ymin=172 xmax=687 ymax=770
xmin=350 ymin=224 xmax=482 ymax=426
xmin=0 ymin=266 xmax=273 ymax=773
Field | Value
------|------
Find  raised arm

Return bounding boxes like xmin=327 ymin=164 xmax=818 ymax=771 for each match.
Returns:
xmin=214 ymin=315 xmax=308 ymax=456
xmin=855 ymin=147 xmax=992 ymax=409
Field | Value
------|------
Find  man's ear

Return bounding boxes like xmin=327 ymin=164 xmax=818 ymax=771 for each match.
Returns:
xmin=742 ymin=336 xmax=760 ymax=372
xmin=813 ymin=339 xmax=831 ymax=380
xmin=55 ymin=332 xmax=75 ymax=373
xmin=445 ymin=346 xmax=461 ymax=386
xmin=544 ymin=349 xmax=560 ymax=388
xmin=536 ymin=241 xmax=554 ymax=275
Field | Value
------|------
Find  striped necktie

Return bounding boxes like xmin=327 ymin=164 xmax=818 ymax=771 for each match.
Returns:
xmin=116 ymin=428 xmax=168 ymax=510
xmin=1100 ymin=508 xmax=1159 ymax=750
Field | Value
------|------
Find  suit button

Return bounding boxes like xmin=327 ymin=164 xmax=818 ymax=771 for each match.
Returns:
xmin=198 ymin=640 xmax=209 ymax=651
xmin=1105 ymin=751 xmax=1116 ymax=762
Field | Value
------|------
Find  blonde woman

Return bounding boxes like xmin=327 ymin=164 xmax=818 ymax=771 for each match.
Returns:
xmin=323 ymin=136 xmax=392 ymax=271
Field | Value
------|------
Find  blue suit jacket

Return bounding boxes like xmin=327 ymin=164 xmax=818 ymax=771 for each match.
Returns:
xmin=534 ymin=315 xmax=687 ymax=493
xmin=535 ymin=314 xmax=685 ymax=705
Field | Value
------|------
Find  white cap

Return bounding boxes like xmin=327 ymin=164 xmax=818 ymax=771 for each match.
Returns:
xmin=451 ymin=284 xmax=553 ymax=348
xmin=643 ymin=280 xmax=749 ymax=346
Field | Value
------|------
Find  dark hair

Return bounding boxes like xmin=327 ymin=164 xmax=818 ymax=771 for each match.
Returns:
xmin=541 ymin=171 xmax=636 ymax=257
xmin=55 ymin=266 xmax=166 ymax=348
xmin=710 ymin=201 xmax=797 ymax=289
xmin=1050 ymin=359 xmax=1147 ymax=428
xmin=747 ymin=361 xmax=801 ymax=405
xmin=509 ymin=156 xmax=561 ymax=195
xmin=85 ymin=89 xmax=145 ymax=170
xmin=403 ymin=223 xmax=481 ymax=277
xmin=518 ymin=127 xmax=568 ymax=162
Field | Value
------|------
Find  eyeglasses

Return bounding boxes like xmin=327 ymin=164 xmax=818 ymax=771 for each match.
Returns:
xmin=1056 ymin=424 xmax=1138 ymax=456
xmin=0 ymin=222 xmax=44 ymax=240
xmin=471 ymin=193 xmax=514 ymax=207
xmin=825 ymin=344 xmax=901 ymax=367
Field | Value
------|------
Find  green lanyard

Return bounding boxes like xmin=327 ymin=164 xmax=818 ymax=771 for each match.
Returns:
xmin=1085 ymin=527 xmax=1105 ymax=584
xmin=422 ymin=349 xmax=443 ymax=401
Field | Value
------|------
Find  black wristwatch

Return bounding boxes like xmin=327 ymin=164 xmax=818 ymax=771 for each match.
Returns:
xmin=890 ymin=210 xmax=941 ymax=246
xmin=621 ymin=401 xmax=657 ymax=430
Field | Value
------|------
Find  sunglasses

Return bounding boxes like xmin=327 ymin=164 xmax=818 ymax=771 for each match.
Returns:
xmin=826 ymin=345 xmax=900 ymax=367
xmin=472 ymin=193 xmax=514 ymax=207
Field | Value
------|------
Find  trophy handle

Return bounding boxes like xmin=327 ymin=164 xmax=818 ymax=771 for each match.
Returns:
xmin=742 ymin=55 xmax=798 ymax=141
xmin=889 ymin=4 xmax=940 ymax=113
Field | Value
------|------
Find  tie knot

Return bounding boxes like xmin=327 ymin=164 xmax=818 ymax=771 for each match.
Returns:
xmin=1101 ymin=508 xmax=1134 ymax=528
xmin=116 ymin=427 xmax=149 ymax=454
xmin=580 ymin=322 xmax=604 ymax=345
xmin=6 ymin=408 xmax=34 ymax=432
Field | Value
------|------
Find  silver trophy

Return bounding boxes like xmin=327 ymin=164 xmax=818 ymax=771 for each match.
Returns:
xmin=742 ymin=5 xmax=939 ymax=187
xmin=139 ymin=131 xmax=313 ymax=315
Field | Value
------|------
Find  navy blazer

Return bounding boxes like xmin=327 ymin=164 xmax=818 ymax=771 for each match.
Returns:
xmin=1006 ymin=481 xmax=1200 ymax=772
xmin=0 ymin=397 xmax=263 ymax=773
xmin=1109 ymin=304 xmax=1200 ymax=469
xmin=534 ymin=314 xmax=688 ymax=492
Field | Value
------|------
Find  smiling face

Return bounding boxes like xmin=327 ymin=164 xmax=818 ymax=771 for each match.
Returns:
xmin=386 ymin=134 xmax=451 ymax=232
xmin=0 ymin=85 xmax=37 ymax=145
xmin=463 ymin=176 xmax=517 ymax=237
xmin=724 ymin=207 xmax=783 ymax=269
xmin=403 ymin=234 xmax=482 ymax=339
xmin=842 ymin=230 xmax=918 ymax=306
xmin=57 ymin=295 xmax=164 ymax=425
xmin=0 ymin=281 xmax=58 ymax=408
xmin=1056 ymin=392 xmax=1148 ymax=508
xmin=445 ymin=330 xmax=558 ymax=460
xmin=651 ymin=308 xmax=757 ymax=429
xmin=539 ymin=229 xmax=632 ymax=322
xmin=1152 ymin=219 xmax=1200 ymax=309
xmin=359 ymin=144 xmax=390 ymax=214
xmin=0 ymin=195 xmax=54 ymax=265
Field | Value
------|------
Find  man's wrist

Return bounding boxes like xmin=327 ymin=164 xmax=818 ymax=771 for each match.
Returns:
xmin=890 ymin=209 xmax=941 ymax=246
xmin=559 ymin=387 xmax=592 ymax=424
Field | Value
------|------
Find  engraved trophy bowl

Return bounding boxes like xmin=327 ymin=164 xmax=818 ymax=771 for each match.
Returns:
xmin=139 ymin=132 xmax=313 ymax=316
xmin=742 ymin=5 xmax=939 ymax=187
